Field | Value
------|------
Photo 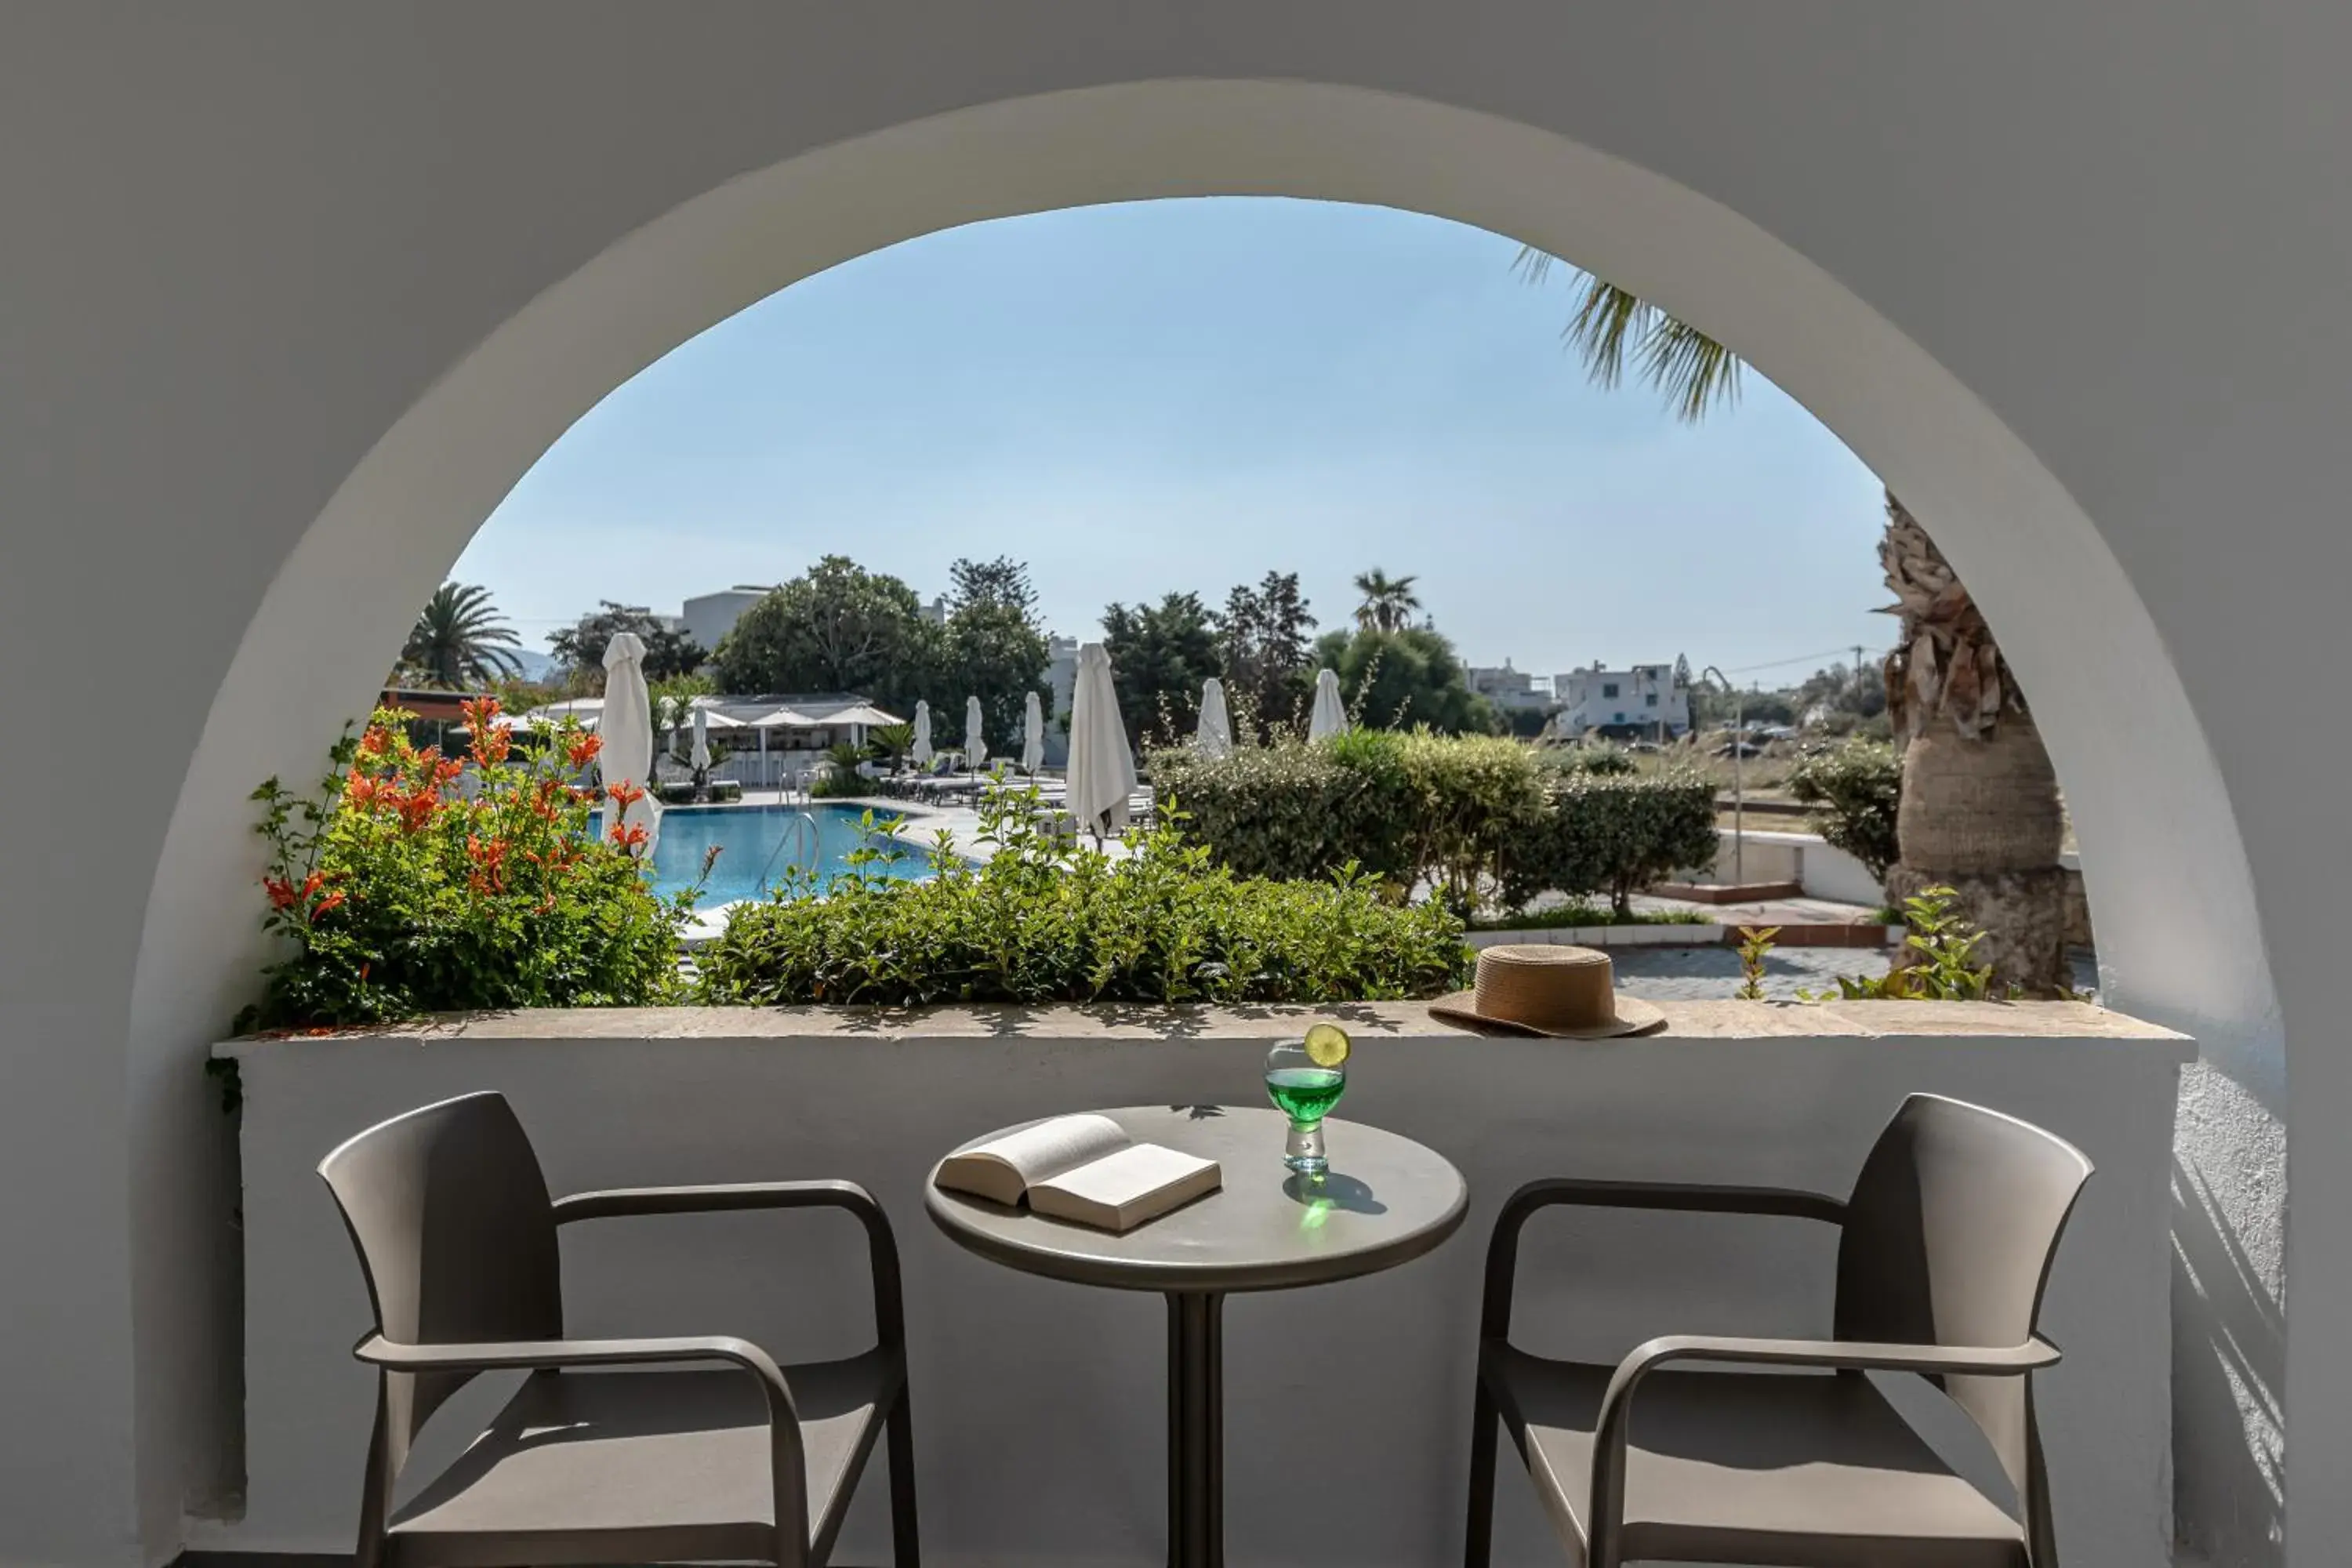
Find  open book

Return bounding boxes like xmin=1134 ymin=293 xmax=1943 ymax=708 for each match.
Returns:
xmin=935 ymin=1114 xmax=1222 ymax=1233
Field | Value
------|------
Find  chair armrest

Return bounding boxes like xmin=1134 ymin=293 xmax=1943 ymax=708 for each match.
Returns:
xmin=553 ymin=1180 xmax=905 ymax=1351
xmin=354 ymin=1332 xmax=811 ymax=1553
xmin=1481 ymin=1178 xmax=1846 ymax=1339
xmin=1584 ymin=1333 xmax=2060 ymax=1568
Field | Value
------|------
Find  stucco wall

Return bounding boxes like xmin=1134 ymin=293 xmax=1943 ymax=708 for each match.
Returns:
xmin=220 ymin=1004 xmax=2187 ymax=1568
xmin=2 ymin=9 xmax=2335 ymax=1564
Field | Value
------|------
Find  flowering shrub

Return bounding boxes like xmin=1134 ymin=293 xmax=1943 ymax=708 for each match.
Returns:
xmin=694 ymin=784 xmax=1470 ymax=1007
xmin=235 ymin=700 xmax=703 ymax=1031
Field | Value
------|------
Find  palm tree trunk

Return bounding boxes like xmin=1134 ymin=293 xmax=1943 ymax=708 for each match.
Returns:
xmin=1882 ymin=493 xmax=2071 ymax=993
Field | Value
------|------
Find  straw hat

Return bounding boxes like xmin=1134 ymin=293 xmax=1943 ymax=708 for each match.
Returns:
xmin=1428 ymin=945 xmax=1666 ymax=1038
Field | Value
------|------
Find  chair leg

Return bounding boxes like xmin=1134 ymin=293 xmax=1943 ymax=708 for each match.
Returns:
xmin=1465 ymin=1379 xmax=1500 ymax=1568
xmin=887 ymin=1386 xmax=921 ymax=1568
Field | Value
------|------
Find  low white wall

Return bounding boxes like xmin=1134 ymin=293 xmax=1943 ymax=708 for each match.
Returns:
xmin=1711 ymin=827 xmax=1888 ymax=906
xmin=216 ymin=1004 xmax=2188 ymax=1568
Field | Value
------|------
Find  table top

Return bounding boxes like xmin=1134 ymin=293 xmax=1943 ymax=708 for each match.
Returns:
xmin=924 ymin=1105 xmax=1468 ymax=1294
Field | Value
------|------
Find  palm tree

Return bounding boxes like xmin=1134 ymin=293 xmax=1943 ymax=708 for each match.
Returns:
xmin=1352 ymin=568 xmax=1423 ymax=633
xmin=401 ymin=582 xmax=523 ymax=689
xmin=1523 ymin=250 xmax=2069 ymax=991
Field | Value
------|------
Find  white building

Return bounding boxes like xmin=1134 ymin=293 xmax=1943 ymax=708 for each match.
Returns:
xmin=1042 ymin=633 xmax=1080 ymax=766
xmin=1467 ymin=660 xmax=1553 ymax=711
xmin=680 ymin=584 xmax=775 ymax=654
xmin=1553 ymin=661 xmax=1690 ymax=737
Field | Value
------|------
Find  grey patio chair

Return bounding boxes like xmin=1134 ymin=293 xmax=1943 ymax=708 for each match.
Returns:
xmin=319 ymin=1091 xmax=917 ymax=1568
xmin=1465 ymin=1093 xmax=2090 ymax=1568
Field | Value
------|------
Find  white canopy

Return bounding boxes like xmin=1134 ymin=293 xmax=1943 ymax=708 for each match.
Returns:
xmin=1066 ymin=642 xmax=1137 ymax=837
xmin=826 ymin=702 xmax=902 ymax=728
xmin=690 ymin=705 xmax=712 ymax=771
xmin=964 ymin=695 xmax=986 ymax=771
xmin=1021 ymin=690 xmax=1044 ymax=774
xmin=912 ymin=699 xmax=934 ymax=766
xmin=1308 ymin=667 xmax=1348 ymax=740
xmin=1196 ymin=677 xmax=1233 ymax=758
xmin=598 ymin=633 xmax=661 ymax=856
xmin=691 ymin=703 xmax=747 ymax=730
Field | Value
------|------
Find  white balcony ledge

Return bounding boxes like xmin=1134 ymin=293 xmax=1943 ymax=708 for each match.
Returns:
xmin=217 ymin=1001 xmax=2189 ymax=1568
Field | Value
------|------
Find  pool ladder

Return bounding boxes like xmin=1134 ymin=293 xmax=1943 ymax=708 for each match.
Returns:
xmin=753 ymin=811 xmax=821 ymax=895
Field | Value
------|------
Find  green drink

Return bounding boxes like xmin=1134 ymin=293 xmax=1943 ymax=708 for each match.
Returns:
xmin=1264 ymin=1066 xmax=1346 ymax=1123
xmin=1265 ymin=1025 xmax=1352 ymax=1176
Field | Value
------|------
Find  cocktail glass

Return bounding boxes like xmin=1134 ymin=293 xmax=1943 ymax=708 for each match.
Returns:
xmin=1264 ymin=1038 xmax=1347 ymax=1177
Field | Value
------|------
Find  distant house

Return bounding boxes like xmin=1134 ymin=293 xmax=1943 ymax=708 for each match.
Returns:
xmin=1552 ymin=662 xmax=1690 ymax=739
xmin=680 ymin=585 xmax=776 ymax=654
xmin=1467 ymin=660 xmax=1554 ymax=712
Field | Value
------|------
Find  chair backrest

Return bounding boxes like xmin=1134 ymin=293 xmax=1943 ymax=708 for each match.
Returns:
xmin=318 ymin=1092 xmax=563 ymax=1466
xmin=1835 ymin=1094 xmax=2092 ymax=1503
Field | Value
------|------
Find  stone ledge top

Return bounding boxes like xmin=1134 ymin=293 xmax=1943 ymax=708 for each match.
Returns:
xmin=216 ymin=999 xmax=2193 ymax=1058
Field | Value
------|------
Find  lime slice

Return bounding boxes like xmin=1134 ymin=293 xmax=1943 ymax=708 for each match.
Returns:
xmin=1303 ymin=1021 xmax=1352 ymax=1069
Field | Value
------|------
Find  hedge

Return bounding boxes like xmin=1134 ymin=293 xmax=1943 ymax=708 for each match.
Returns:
xmin=1151 ymin=734 xmax=1717 ymax=916
xmin=695 ymin=785 xmax=1471 ymax=1007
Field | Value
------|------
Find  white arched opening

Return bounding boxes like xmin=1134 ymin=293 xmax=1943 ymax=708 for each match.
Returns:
xmin=132 ymin=79 xmax=2281 ymax=1561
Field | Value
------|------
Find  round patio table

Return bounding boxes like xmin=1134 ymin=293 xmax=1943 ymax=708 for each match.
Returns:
xmin=925 ymin=1105 xmax=1468 ymax=1568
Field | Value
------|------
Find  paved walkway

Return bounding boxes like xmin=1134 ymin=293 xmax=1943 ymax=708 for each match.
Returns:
xmin=1610 ymin=946 xmax=2102 ymax=1002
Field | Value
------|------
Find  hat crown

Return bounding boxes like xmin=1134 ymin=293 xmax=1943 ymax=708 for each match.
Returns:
xmin=1471 ymin=945 xmax=1622 ymax=1032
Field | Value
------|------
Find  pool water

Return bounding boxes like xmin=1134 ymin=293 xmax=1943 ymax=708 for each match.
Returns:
xmin=593 ymin=804 xmax=949 ymax=905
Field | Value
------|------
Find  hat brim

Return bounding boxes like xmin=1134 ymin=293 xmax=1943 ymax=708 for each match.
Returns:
xmin=1427 ymin=991 xmax=1668 ymax=1039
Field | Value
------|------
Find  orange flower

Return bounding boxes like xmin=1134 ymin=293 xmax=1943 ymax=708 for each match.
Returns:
xmin=359 ymin=727 xmax=391 ymax=757
xmin=343 ymin=771 xmax=378 ymax=808
xmin=263 ymin=876 xmax=299 ymax=910
xmin=309 ymin=890 xmax=347 ymax=920
xmin=397 ymin=789 xmax=438 ymax=833
xmin=460 ymin=695 xmax=508 ymax=766
xmin=434 ymin=756 xmax=464 ymax=786
xmin=611 ymin=820 xmax=650 ymax=854
xmin=566 ymin=731 xmax=604 ymax=768
xmin=606 ymin=779 xmax=646 ymax=811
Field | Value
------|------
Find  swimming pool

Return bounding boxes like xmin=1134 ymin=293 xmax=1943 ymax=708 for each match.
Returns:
xmin=595 ymin=804 xmax=952 ymax=905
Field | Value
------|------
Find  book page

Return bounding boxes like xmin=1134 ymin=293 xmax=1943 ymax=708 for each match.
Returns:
xmin=1031 ymin=1142 xmax=1221 ymax=1230
xmin=959 ymin=1113 xmax=1131 ymax=1189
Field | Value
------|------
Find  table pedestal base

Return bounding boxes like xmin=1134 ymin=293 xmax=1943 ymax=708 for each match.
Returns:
xmin=1167 ymin=1291 xmax=1224 ymax=1568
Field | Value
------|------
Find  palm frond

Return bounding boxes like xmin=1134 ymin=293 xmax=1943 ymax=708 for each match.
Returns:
xmin=1519 ymin=251 xmax=1744 ymax=424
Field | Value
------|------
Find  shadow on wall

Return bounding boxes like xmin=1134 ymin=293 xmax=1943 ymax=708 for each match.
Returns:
xmin=2172 ymin=1155 xmax=2285 ymax=1566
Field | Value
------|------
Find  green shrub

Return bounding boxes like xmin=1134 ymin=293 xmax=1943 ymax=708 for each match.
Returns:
xmin=1148 ymin=739 xmax=1404 ymax=884
xmin=1502 ymin=768 xmax=1720 ymax=916
xmin=1788 ymin=739 xmax=1901 ymax=879
xmin=695 ymin=784 xmax=1471 ymax=1006
xmin=237 ymin=701 xmax=700 ymax=1032
xmin=1559 ymin=742 xmax=1637 ymax=776
xmin=1153 ymin=732 xmax=1715 ymax=918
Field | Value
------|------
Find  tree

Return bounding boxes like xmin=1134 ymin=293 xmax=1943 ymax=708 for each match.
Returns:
xmin=1101 ymin=592 xmax=1222 ymax=748
xmin=401 ymin=582 xmax=523 ymax=689
xmin=947 ymin=555 xmax=1039 ymax=619
xmin=549 ymin=601 xmax=707 ymax=686
xmin=1351 ymin=568 xmax=1423 ymax=633
xmin=944 ymin=597 xmax=1050 ymax=746
xmin=1311 ymin=625 xmax=1497 ymax=735
xmin=1523 ymin=250 xmax=2067 ymax=989
xmin=713 ymin=557 xmax=938 ymax=711
xmin=1219 ymin=570 xmax=1317 ymax=737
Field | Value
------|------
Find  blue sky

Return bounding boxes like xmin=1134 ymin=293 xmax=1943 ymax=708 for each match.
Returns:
xmin=455 ymin=198 xmax=1889 ymax=684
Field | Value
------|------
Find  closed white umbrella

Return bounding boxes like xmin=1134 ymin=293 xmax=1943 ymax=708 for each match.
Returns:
xmin=912 ymin=699 xmax=934 ymax=768
xmin=1196 ymin=677 xmax=1233 ymax=757
xmin=964 ymin=695 xmax=986 ymax=773
xmin=1308 ymin=667 xmax=1348 ymax=740
xmin=1022 ymin=690 xmax=1045 ymax=775
xmin=691 ymin=705 xmax=712 ymax=771
xmin=598 ymin=633 xmax=661 ymax=856
xmin=1067 ymin=642 xmax=1137 ymax=838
